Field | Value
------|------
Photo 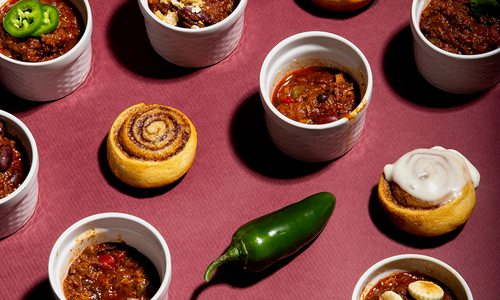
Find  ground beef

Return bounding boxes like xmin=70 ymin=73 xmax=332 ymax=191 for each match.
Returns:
xmin=419 ymin=0 xmax=500 ymax=55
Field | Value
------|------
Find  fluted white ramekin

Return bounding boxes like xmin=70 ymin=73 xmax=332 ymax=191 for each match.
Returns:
xmin=259 ymin=31 xmax=373 ymax=162
xmin=0 ymin=0 xmax=93 ymax=101
xmin=410 ymin=0 xmax=500 ymax=94
xmin=352 ymin=254 xmax=473 ymax=300
xmin=0 ymin=110 xmax=38 ymax=238
xmin=48 ymin=212 xmax=172 ymax=300
xmin=137 ymin=0 xmax=247 ymax=68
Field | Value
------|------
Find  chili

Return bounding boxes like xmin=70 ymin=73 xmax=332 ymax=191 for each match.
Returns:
xmin=63 ymin=242 xmax=161 ymax=300
xmin=272 ymin=66 xmax=360 ymax=124
xmin=204 ymin=192 xmax=336 ymax=282
xmin=364 ymin=271 xmax=456 ymax=300
xmin=0 ymin=121 xmax=25 ymax=199
xmin=148 ymin=0 xmax=238 ymax=28
xmin=419 ymin=0 xmax=500 ymax=55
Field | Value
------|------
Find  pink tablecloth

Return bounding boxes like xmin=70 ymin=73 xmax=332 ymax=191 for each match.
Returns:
xmin=1 ymin=0 xmax=499 ymax=299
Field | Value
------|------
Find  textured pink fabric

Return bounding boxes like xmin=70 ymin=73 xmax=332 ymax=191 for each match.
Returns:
xmin=0 ymin=0 xmax=499 ymax=299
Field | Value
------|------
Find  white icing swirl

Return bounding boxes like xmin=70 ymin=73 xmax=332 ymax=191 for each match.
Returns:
xmin=383 ymin=146 xmax=480 ymax=205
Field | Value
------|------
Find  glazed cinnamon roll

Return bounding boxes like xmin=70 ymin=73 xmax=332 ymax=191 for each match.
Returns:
xmin=107 ymin=103 xmax=197 ymax=188
xmin=378 ymin=146 xmax=480 ymax=236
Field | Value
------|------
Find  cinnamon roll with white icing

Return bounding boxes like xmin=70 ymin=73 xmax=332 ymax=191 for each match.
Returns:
xmin=107 ymin=103 xmax=197 ymax=188
xmin=378 ymin=146 xmax=480 ymax=236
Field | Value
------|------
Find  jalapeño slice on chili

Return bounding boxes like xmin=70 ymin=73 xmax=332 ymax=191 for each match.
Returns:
xmin=31 ymin=4 xmax=59 ymax=36
xmin=2 ymin=0 xmax=43 ymax=38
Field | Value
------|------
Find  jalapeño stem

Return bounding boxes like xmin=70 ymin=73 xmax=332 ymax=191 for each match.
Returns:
xmin=204 ymin=244 xmax=242 ymax=282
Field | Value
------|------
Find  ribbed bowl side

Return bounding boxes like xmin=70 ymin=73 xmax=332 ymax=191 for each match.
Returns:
xmin=0 ymin=178 xmax=38 ymax=238
xmin=144 ymin=16 xmax=244 ymax=68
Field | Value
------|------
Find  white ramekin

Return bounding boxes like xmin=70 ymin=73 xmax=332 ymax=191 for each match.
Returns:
xmin=137 ymin=0 xmax=247 ymax=68
xmin=259 ymin=31 xmax=373 ymax=162
xmin=0 ymin=110 xmax=39 ymax=238
xmin=352 ymin=254 xmax=473 ymax=300
xmin=48 ymin=212 xmax=172 ymax=300
xmin=410 ymin=0 xmax=500 ymax=94
xmin=0 ymin=0 xmax=93 ymax=101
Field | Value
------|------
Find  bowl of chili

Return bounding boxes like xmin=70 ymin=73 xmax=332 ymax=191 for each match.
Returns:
xmin=410 ymin=0 xmax=500 ymax=94
xmin=352 ymin=254 xmax=473 ymax=300
xmin=0 ymin=110 xmax=38 ymax=238
xmin=0 ymin=0 xmax=92 ymax=101
xmin=259 ymin=31 xmax=373 ymax=162
xmin=137 ymin=0 xmax=247 ymax=68
xmin=48 ymin=212 xmax=172 ymax=300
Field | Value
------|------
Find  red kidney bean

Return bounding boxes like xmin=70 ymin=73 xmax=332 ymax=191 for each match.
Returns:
xmin=313 ymin=114 xmax=339 ymax=124
xmin=0 ymin=144 xmax=13 ymax=172
xmin=9 ymin=168 xmax=23 ymax=187
xmin=179 ymin=7 xmax=212 ymax=26
xmin=316 ymin=93 xmax=329 ymax=103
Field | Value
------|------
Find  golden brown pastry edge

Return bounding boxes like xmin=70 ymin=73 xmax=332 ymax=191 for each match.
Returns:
xmin=377 ymin=175 xmax=476 ymax=237
xmin=106 ymin=103 xmax=198 ymax=188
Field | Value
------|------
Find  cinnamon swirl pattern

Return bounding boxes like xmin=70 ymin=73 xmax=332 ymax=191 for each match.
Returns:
xmin=107 ymin=103 xmax=197 ymax=188
xmin=378 ymin=146 xmax=480 ymax=236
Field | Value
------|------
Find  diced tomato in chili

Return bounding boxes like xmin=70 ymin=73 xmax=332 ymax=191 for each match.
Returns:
xmin=98 ymin=253 xmax=116 ymax=269
xmin=281 ymin=97 xmax=294 ymax=104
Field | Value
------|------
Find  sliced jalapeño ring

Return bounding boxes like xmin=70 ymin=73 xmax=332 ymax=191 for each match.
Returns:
xmin=2 ymin=0 xmax=43 ymax=38
xmin=31 ymin=4 xmax=59 ymax=36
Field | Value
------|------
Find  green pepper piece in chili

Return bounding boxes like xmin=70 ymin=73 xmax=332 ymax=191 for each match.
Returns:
xmin=31 ymin=4 xmax=59 ymax=37
xmin=2 ymin=0 xmax=43 ymax=38
xmin=204 ymin=192 xmax=336 ymax=282
xmin=291 ymin=85 xmax=304 ymax=99
xmin=471 ymin=0 xmax=500 ymax=18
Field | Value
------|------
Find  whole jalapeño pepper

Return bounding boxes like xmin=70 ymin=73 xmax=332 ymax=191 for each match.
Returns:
xmin=204 ymin=192 xmax=336 ymax=282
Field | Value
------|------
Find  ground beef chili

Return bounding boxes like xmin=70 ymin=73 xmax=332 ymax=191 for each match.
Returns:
xmin=0 ymin=121 xmax=24 ymax=198
xmin=63 ymin=242 xmax=161 ymax=300
xmin=148 ymin=0 xmax=237 ymax=28
xmin=0 ymin=0 xmax=82 ymax=62
xmin=419 ymin=0 xmax=500 ymax=55
xmin=272 ymin=66 xmax=360 ymax=125
xmin=364 ymin=271 xmax=456 ymax=300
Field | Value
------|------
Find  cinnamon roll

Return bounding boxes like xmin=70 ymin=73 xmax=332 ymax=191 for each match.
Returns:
xmin=107 ymin=103 xmax=197 ymax=188
xmin=378 ymin=146 xmax=480 ymax=236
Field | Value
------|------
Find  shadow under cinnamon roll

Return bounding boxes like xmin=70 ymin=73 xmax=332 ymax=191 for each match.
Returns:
xmin=378 ymin=146 xmax=480 ymax=237
xmin=107 ymin=103 xmax=197 ymax=188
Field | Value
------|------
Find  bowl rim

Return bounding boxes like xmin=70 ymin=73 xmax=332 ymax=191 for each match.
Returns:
xmin=351 ymin=254 xmax=473 ymax=300
xmin=410 ymin=0 xmax=500 ymax=59
xmin=0 ymin=110 xmax=38 ymax=206
xmin=259 ymin=30 xmax=373 ymax=130
xmin=48 ymin=212 xmax=172 ymax=300
xmin=138 ymin=0 xmax=248 ymax=35
xmin=0 ymin=0 xmax=93 ymax=66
